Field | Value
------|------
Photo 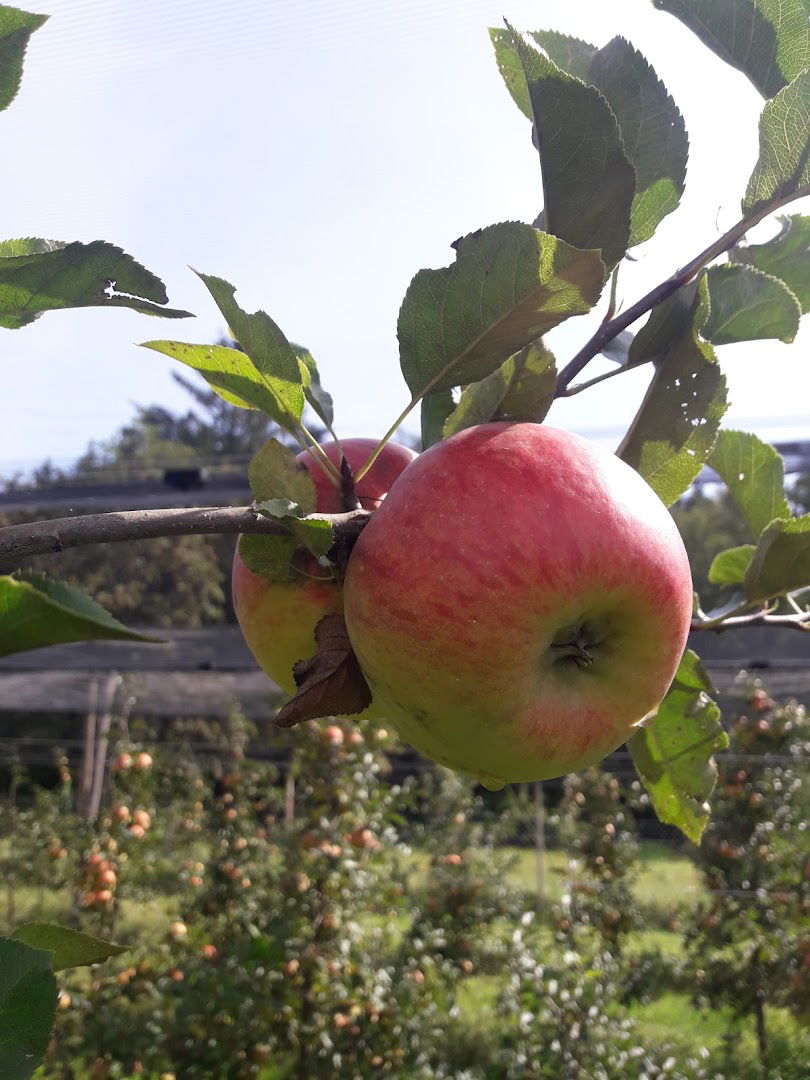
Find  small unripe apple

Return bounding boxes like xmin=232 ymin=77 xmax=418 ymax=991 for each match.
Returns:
xmin=201 ymin=944 xmax=217 ymax=959
xmin=344 ymin=423 xmax=693 ymax=787
xmin=111 ymin=805 xmax=131 ymax=823
xmin=133 ymin=752 xmax=153 ymax=771
xmin=128 ymin=823 xmax=146 ymax=840
xmin=232 ymin=437 xmax=417 ymax=696
xmin=112 ymin=753 xmax=133 ymax=772
xmin=168 ymin=920 xmax=188 ymax=940
xmin=323 ymin=724 xmax=344 ymax=746
xmin=131 ymin=809 xmax=151 ymax=830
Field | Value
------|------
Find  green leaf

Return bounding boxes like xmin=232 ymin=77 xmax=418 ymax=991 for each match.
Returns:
xmin=629 ymin=650 xmax=728 ymax=845
xmin=731 ymin=213 xmax=810 ymax=313
xmin=489 ymin=27 xmax=597 ymax=119
xmin=506 ymin=25 xmax=636 ymax=270
xmin=247 ymin=438 xmax=315 ymax=511
xmin=237 ymin=533 xmax=298 ymax=584
xmin=744 ymin=513 xmax=810 ymax=602
xmin=0 ymin=574 xmax=162 ymax=658
xmin=587 ymin=37 xmax=689 ymax=246
xmin=443 ymin=341 xmax=556 ymax=436
xmin=743 ymin=69 xmax=810 ymax=215
xmin=528 ymin=29 xmax=598 ymax=82
xmin=294 ymin=344 xmax=335 ymax=430
xmin=495 ymin=341 xmax=557 ymax=421
xmin=142 ymin=341 xmax=294 ymax=415
xmin=398 ymin=222 xmax=603 ymax=400
xmin=0 ymin=240 xmax=191 ymax=328
xmin=10 ymin=925 xmax=126 ymax=972
xmin=0 ymin=937 xmax=58 ymax=1080
xmin=708 ymin=544 xmax=757 ymax=585
xmin=255 ymin=501 xmax=333 ymax=560
xmin=628 ymin=279 xmax=703 ymax=365
xmin=420 ymin=391 xmax=456 ymax=451
xmin=0 ymin=6 xmax=47 ymax=114
xmin=652 ymin=0 xmax=810 ymax=98
xmin=703 ymin=263 xmax=801 ymax=343
xmin=707 ymin=428 xmax=790 ymax=536
xmin=194 ymin=272 xmax=306 ymax=434
xmin=619 ymin=275 xmax=729 ymax=505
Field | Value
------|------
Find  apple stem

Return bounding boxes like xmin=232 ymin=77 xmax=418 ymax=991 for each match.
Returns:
xmin=354 ymin=399 xmax=419 ymax=482
xmin=297 ymin=423 xmax=344 ymax=487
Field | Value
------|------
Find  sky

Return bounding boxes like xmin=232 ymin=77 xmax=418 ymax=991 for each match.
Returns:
xmin=1 ymin=0 xmax=808 ymax=477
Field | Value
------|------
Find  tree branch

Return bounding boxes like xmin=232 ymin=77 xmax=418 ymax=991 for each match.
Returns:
xmin=554 ymin=182 xmax=810 ymax=395
xmin=0 ymin=506 xmax=370 ymax=574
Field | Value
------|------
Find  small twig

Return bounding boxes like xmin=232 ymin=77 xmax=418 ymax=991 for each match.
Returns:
xmin=691 ymin=611 xmax=810 ymax=633
xmin=0 ymin=506 xmax=370 ymax=574
xmin=554 ymin=182 xmax=810 ymax=396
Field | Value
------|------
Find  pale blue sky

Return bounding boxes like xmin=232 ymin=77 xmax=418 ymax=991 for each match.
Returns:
xmin=2 ymin=0 xmax=808 ymax=475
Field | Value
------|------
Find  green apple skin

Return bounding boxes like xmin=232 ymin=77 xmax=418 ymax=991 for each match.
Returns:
xmin=232 ymin=438 xmax=417 ymax=696
xmin=343 ymin=422 xmax=694 ymax=788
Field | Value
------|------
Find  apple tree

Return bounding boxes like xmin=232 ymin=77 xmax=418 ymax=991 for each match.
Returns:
xmin=1 ymin=1 xmax=810 ymax=1071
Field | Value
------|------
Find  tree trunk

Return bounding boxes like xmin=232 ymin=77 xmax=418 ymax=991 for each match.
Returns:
xmin=754 ymin=992 xmax=769 ymax=1079
xmin=77 ymin=676 xmax=100 ymax=818
xmin=85 ymin=673 xmax=121 ymax=823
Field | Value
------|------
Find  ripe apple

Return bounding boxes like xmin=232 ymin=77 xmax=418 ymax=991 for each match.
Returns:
xmin=232 ymin=437 xmax=417 ymax=695
xmin=343 ymin=422 xmax=693 ymax=788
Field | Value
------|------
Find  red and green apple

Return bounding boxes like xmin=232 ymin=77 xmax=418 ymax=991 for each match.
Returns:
xmin=343 ymin=422 xmax=693 ymax=788
xmin=232 ymin=437 xmax=417 ymax=695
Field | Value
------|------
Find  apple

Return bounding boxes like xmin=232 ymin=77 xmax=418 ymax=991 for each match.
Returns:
xmin=232 ymin=437 xmax=417 ymax=695
xmin=343 ymin=423 xmax=693 ymax=787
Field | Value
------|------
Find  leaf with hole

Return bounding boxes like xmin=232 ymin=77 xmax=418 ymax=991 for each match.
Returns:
xmin=708 ymin=429 xmax=790 ymax=537
xmin=0 ymin=241 xmax=191 ymax=329
xmin=619 ymin=275 xmax=728 ymax=506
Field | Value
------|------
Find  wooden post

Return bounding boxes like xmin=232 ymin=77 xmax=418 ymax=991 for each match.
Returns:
xmin=78 ymin=676 xmax=100 ymax=819
xmin=534 ymin=781 xmax=545 ymax=907
xmin=284 ymin=770 xmax=295 ymax=824
xmin=86 ymin=673 xmax=121 ymax=823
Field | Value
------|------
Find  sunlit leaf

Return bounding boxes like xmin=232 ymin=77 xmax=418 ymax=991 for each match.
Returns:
xmin=254 ymin=500 xmax=334 ymax=560
xmin=194 ymin=272 xmax=306 ymax=434
xmin=731 ymin=213 xmax=810 ymax=312
xmin=0 ymin=574 xmax=161 ymax=658
xmin=703 ymin=263 xmax=801 ymax=343
xmin=629 ymin=650 xmax=728 ymax=845
xmin=743 ymin=69 xmax=810 ymax=215
xmin=708 ymin=544 xmax=757 ymax=585
xmin=398 ymin=222 xmax=603 ymax=400
xmin=653 ymin=0 xmax=810 ymax=98
xmin=744 ymin=513 xmax=810 ymax=602
xmin=142 ymin=341 xmax=288 ymax=415
xmin=0 ymin=240 xmax=191 ymax=328
xmin=587 ymin=37 xmax=688 ymax=245
xmin=707 ymin=428 xmax=790 ymax=536
xmin=248 ymin=438 xmax=316 ymax=511
xmin=443 ymin=341 xmax=556 ymax=436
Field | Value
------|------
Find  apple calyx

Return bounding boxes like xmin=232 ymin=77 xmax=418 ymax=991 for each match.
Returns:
xmin=549 ymin=622 xmax=599 ymax=670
